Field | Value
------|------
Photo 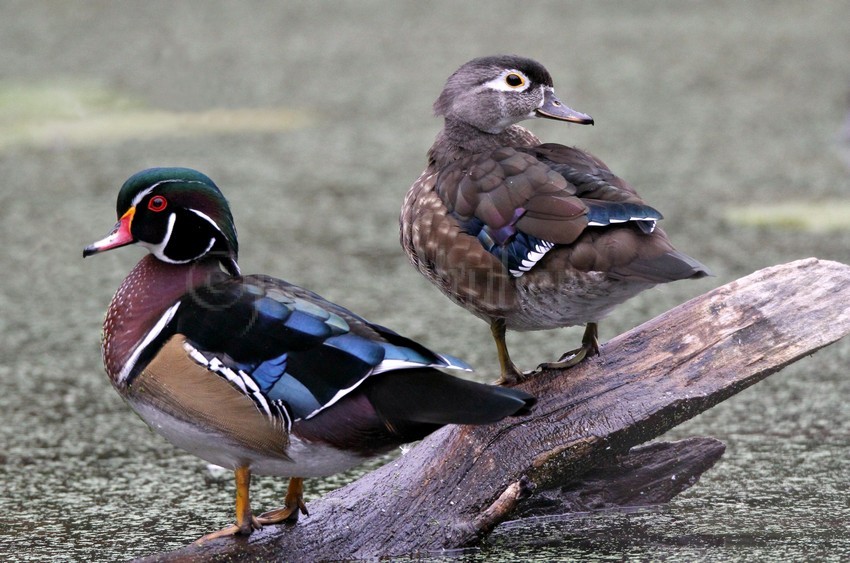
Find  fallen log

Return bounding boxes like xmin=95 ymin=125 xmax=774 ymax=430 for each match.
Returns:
xmin=514 ymin=436 xmax=726 ymax=518
xmin=145 ymin=258 xmax=850 ymax=562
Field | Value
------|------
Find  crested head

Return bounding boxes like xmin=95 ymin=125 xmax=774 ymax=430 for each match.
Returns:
xmin=85 ymin=167 xmax=240 ymax=275
xmin=432 ymin=55 xmax=593 ymax=136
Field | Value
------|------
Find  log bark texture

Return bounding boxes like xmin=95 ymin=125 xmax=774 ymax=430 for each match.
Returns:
xmin=146 ymin=258 xmax=850 ymax=562
xmin=514 ymin=436 xmax=726 ymax=518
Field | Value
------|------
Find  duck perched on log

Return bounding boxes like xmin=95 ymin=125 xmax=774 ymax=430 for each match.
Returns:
xmin=401 ymin=55 xmax=710 ymax=383
xmin=84 ymin=167 xmax=534 ymax=542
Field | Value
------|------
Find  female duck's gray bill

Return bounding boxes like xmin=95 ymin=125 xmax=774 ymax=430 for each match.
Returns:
xmin=536 ymin=89 xmax=594 ymax=125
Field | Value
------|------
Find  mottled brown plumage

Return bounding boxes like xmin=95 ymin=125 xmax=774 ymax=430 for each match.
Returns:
xmin=401 ymin=55 xmax=710 ymax=382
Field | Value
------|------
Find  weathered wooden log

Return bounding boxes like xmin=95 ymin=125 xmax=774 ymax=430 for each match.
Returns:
xmin=514 ymin=436 xmax=726 ymax=518
xmin=145 ymin=258 xmax=850 ymax=562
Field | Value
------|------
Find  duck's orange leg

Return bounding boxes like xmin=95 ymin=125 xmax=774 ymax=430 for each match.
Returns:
xmin=195 ymin=466 xmax=261 ymax=544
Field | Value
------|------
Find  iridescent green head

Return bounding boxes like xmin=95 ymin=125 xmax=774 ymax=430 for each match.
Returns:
xmin=84 ymin=167 xmax=240 ymax=276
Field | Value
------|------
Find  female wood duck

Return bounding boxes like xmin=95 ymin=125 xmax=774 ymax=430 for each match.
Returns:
xmin=401 ymin=55 xmax=710 ymax=384
xmin=84 ymin=167 xmax=534 ymax=542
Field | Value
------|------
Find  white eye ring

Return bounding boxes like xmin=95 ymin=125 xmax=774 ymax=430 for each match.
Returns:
xmin=484 ymin=70 xmax=531 ymax=92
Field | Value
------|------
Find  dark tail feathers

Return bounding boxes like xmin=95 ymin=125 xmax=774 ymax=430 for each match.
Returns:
xmin=365 ymin=369 xmax=535 ymax=426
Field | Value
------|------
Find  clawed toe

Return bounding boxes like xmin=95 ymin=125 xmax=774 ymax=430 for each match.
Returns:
xmin=493 ymin=322 xmax=602 ymax=380
xmin=195 ymin=476 xmax=309 ymax=543
xmin=496 ymin=365 xmax=540 ymax=385
xmin=256 ymin=477 xmax=308 ymax=526
xmin=194 ymin=515 xmax=261 ymax=545
xmin=538 ymin=323 xmax=600 ymax=372
xmin=495 ymin=365 xmax=526 ymax=385
xmin=257 ymin=500 xmax=308 ymax=525
xmin=537 ymin=348 xmax=586 ymax=371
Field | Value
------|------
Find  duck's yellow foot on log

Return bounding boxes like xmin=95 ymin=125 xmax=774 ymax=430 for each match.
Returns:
xmin=195 ymin=466 xmax=261 ymax=544
xmin=537 ymin=323 xmax=600 ymax=371
xmin=257 ymin=477 xmax=309 ymax=525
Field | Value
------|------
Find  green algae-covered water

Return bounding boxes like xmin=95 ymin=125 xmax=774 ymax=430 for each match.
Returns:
xmin=1 ymin=2 xmax=849 ymax=560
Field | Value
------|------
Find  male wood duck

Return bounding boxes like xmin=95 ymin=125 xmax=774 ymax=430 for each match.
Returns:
xmin=401 ymin=55 xmax=710 ymax=384
xmin=84 ymin=167 xmax=535 ymax=542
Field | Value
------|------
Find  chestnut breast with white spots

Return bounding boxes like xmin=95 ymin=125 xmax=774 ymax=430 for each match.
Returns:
xmin=102 ymin=255 xmax=223 ymax=386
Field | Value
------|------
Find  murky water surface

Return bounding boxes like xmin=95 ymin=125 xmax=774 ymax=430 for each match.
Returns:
xmin=1 ymin=2 xmax=849 ymax=560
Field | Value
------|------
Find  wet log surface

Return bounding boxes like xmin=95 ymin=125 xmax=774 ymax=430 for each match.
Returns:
xmin=145 ymin=258 xmax=850 ymax=562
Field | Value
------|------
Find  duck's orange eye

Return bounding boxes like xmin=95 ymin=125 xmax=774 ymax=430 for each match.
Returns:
xmin=505 ymin=73 xmax=524 ymax=88
xmin=148 ymin=196 xmax=168 ymax=212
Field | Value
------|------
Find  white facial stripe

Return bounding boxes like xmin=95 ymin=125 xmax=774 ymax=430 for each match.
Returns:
xmin=139 ymin=210 xmax=217 ymax=264
xmin=145 ymin=238 xmax=215 ymax=265
xmin=131 ymin=178 xmax=211 ymax=208
xmin=539 ymin=85 xmax=553 ymax=108
xmin=130 ymin=186 xmax=155 ymax=208
xmin=484 ymin=69 xmax=532 ymax=92
xmin=139 ymin=212 xmax=177 ymax=258
xmin=197 ymin=237 xmax=216 ymax=258
xmin=119 ymin=302 xmax=181 ymax=384
xmin=163 ymin=211 xmax=177 ymax=244
xmin=188 ymin=208 xmax=224 ymax=235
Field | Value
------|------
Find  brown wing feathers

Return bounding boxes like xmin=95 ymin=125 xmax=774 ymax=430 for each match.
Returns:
xmin=430 ymin=143 xmax=707 ymax=283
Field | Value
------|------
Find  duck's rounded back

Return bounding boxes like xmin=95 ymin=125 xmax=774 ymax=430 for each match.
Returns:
xmin=402 ymin=55 xmax=710 ymax=383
